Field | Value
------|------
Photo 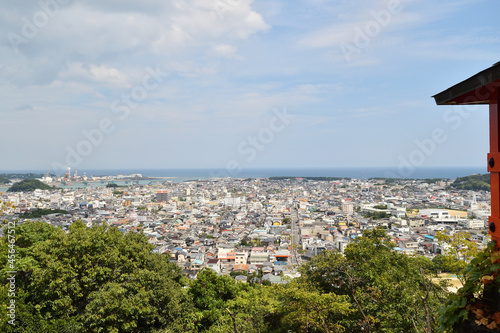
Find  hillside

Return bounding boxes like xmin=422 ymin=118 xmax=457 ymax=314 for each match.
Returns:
xmin=7 ymin=179 xmax=53 ymax=192
xmin=449 ymin=173 xmax=490 ymax=191
xmin=21 ymin=208 xmax=69 ymax=218
xmin=0 ymin=173 xmax=44 ymax=180
xmin=0 ymin=175 xmax=9 ymax=184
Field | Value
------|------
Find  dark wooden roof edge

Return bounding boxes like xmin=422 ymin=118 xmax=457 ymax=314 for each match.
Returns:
xmin=433 ymin=62 xmax=500 ymax=105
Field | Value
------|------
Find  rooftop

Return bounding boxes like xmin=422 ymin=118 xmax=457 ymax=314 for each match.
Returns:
xmin=433 ymin=61 xmax=500 ymax=105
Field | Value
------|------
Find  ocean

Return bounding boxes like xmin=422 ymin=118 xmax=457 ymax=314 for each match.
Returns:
xmin=0 ymin=166 xmax=488 ymax=181
xmin=0 ymin=166 xmax=488 ymax=192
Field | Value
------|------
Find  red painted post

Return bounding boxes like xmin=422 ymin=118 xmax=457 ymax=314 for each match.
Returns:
xmin=489 ymin=88 xmax=500 ymax=247
xmin=432 ymin=63 xmax=500 ymax=247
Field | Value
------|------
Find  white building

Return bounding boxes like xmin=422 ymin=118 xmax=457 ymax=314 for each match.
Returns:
xmin=341 ymin=202 xmax=354 ymax=215
xmin=457 ymin=219 xmax=485 ymax=229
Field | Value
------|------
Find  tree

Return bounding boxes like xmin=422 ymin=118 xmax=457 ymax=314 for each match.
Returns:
xmin=301 ymin=228 xmax=449 ymax=332
xmin=435 ymin=231 xmax=480 ymax=283
xmin=0 ymin=175 xmax=9 ymax=184
xmin=276 ymin=280 xmax=353 ymax=333
xmin=438 ymin=241 xmax=500 ymax=332
xmin=187 ymin=269 xmax=242 ymax=332
xmin=206 ymin=284 xmax=281 ymax=333
xmin=7 ymin=179 xmax=53 ymax=192
xmin=192 ymin=276 xmax=353 ymax=333
xmin=0 ymin=220 xmax=189 ymax=332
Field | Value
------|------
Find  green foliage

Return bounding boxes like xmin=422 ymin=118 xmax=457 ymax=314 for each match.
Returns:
xmin=372 ymin=205 xmax=388 ymax=210
xmin=7 ymin=179 xmax=53 ymax=192
xmin=449 ymin=174 xmax=490 ymax=191
xmin=362 ymin=211 xmax=390 ymax=219
xmin=187 ymin=269 xmax=242 ymax=331
xmin=432 ymin=254 xmax=453 ymax=273
xmin=301 ymin=228 xmax=449 ymax=332
xmin=369 ymin=177 xmax=400 ymax=183
xmin=276 ymin=281 xmax=353 ymax=333
xmin=0 ymin=173 xmax=44 ymax=181
xmin=0 ymin=212 xmax=465 ymax=332
xmin=435 ymin=231 xmax=480 ymax=282
xmin=422 ymin=178 xmax=445 ymax=184
xmin=20 ymin=208 xmax=69 ymax=218
xmin=0 ymin=176 xmax=9 ymax=184
xmin=192 ymin=276 xmax=354 ymax=333
xmin=206 ymin=284 xmax=281 ymax=333
xmin=438 ymin=241 xmax=500 ymax=332
xmin=0 ymin=220 xmax=188 ymax=332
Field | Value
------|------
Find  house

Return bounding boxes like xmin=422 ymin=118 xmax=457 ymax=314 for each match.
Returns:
xmin=248 ymin=264 xmax=258 ymax=274
xmin=249 ymin=247 xmax=269 ymax=264
xmin=176 ymin=249 xmax=188 ymax=263
xmin=234 ymin=275 xmax=247 ymax=283
xmin=262 ymin=273 xmax=284 ymax=284
xmin=274 ymin=249 xmax=290 ymax=264
xmin=190 ymin=259 xmax=203 ymax=271
xmin=232 ymin=264 xmax=249 ymax=274
xmin=234 ymin=252 xmax=248 ymax=265
xmin=206 ymin=259 xmax=221 ymax=274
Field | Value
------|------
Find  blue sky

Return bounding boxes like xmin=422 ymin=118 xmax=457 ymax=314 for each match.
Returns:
xmin=1 ymin=0 xmax=499 ymax=173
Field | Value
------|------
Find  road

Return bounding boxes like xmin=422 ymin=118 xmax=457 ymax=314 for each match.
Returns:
xmin=290 ymin=208 xmax=301 ymax=266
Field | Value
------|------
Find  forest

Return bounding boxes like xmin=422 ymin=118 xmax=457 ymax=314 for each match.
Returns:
xmin=448 ymin=174 xmax=490 ymax=192
xmin=6 ymin=179 xmax=54 ymax=193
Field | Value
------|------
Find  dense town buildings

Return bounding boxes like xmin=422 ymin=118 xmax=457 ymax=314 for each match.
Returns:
xmin=0 ymin=175 xmax=491 ymax=282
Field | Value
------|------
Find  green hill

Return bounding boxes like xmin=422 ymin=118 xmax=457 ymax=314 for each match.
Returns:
xmin=21 ymin=208 xmax=69 ymax=218
xmin=449 ymin=173 xmax=490 ymax=191
xmin=7 ymin=179 xmax=53 ymax=192
xmin=0 ymin=175 xmax=9 ymax=184
xmin=0 ymin=173 xmax=44 ymax=180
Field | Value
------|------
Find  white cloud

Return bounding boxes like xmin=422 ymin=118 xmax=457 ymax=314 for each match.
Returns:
xmin=0 ymin=0 xmax=269 ymax=86
xmin=211 ymin=44 xmax=240 ymax=58
xmin=58 ymin=62 xmax=129 ymax=87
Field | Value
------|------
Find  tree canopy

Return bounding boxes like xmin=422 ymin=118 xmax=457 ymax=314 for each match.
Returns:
xmin=0 ymin=220 xmax=189 ymax=332
xmin=0 ymin=220 xmax=456 ymax=332
xmin=300 ymin=228 xmax=450 ymax=332
xmin=449 ymin=174 xmax=490 ymax=191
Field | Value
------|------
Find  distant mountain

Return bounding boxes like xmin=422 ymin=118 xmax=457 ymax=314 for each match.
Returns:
xmin=0 ymin=173 xmax=44 ymax=180
xmin=7 ymin=179 xmax=53 ymax=192
xmin=448 ymin=174 xmax=490 ymax=191
xmin=268 ymin=176 xmax=351 ymax=181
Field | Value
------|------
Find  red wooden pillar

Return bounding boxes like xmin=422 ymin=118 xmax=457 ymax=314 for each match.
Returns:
xmin=433 ymin=62 xmax=500 ymax=248
xmin=488 ymin=88 xmax=500 ymax=246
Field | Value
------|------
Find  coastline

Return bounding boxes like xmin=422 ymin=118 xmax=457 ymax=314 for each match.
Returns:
xmin=0 ymin=166 xmax=487 ymax=181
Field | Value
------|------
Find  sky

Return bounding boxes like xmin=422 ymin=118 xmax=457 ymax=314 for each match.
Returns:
xmin=1 ymin=0 xmax=499 ymax=174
